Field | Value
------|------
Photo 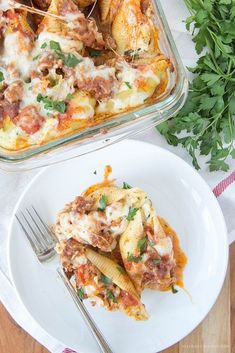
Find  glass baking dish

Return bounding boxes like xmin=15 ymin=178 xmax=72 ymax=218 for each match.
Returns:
xmin=0 ymin=0 xmax=188 ymax=171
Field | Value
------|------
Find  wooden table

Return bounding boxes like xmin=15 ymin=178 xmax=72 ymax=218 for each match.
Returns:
xmin=0 ymin=242 xmax=234 ymax=353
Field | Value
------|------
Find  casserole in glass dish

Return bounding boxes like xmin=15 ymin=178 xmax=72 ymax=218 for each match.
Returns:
xmin=0 ymin=0 xmax=188 ymax=170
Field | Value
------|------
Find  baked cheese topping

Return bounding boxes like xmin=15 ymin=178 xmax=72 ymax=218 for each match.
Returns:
xmin=0 ymin=0 xmax=170 ymax=151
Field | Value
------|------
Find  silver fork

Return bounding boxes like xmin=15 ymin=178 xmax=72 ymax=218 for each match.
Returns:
xmin=16 ymin=206 xmax=113 ymax=353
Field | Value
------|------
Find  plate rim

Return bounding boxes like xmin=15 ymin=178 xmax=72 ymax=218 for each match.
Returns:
xmin=7 ymin=139 xmax=229 ymax=353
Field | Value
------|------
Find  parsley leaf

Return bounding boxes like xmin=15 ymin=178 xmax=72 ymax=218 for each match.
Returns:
xmin=127 ymin=207 xmax=139 ymax=221
xmin=49 ymin=41 xmax=82 ymax=67
xmin=0 ymin=72 xmax=4 ymax=82
xmin=88 ymin=49 xmax=102 ymax=57
xmin=124 ymin=81 xmax=132 ymax=89
xmin=50 ymin=40 xmax=61 ymax=51
xmin=127 ymin=252 xmax=142 ymax=263
xmin=56 ymin=51 xmax=82 ymax=67
xmin=37 ymin=94 xmax=66 ymax=113
xmin=157 ymin=0 xmax=235 ymax=172
xmin=66 ymin=93 xmax=73 ymax=100
xmin=106 ymin=290 xmax=117 ymax=302
xmin=137 ymin=237 xmax=147 ymax=252
xmin=32 ymin=54 xmax=40 ymax=61
xmin=77 ymin=286 xmax=85 ymax=300
xmin=123 ymin=182 xmax=132 ymax=189
xmin=98 ymin=195 xmax=107 ymax=211
xmin=64 ymin=54 xmax=82 ymax=67
xmin=100 ymin=273 xmax=112 ymax=285
xmin=41 ymin=42 xmax=47 ymax=49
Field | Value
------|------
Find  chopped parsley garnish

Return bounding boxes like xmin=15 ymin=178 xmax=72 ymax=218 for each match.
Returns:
xmin=56 ymin=51 xmax=82 ymax=68
xmin=41 ymin=42 xmax=47 ymax=49
xmin=65 ymin=54 xmax=82 ymax=67
xmin=98 ymin=195 xmax=107 ymax=211
xmin=127 ymin=207 xmax=139 ymax=221
xmin=66 ymin=93 xmax=73 ymax=100
xmin=137 ymin=237 xmax=147 ymax=252
xmin=106 ymin=290 xmax=117 ymax=302
xmin=171 ymin=285 xmax=178 ymax=294
xmin=77 ymin=286 xmax=85 ymax=300
xmin=116 ymin=265 xmax=125 ymax=274
xmin=123 ymin=182 xmax=132 ymax=189
xmin=49 ymin=40 xmax=82 ymax=68
xmin=148 ymin=241 xmax=155 ymax=248
xmin=127 ymin=252 xmax=142 ymax=263
xmin=32 ymin=54 xmax=40 ymax=61
xmin=124 ymin=81 xmax=132 ymax=89
xmin=100 ymin=273 xmax=112 ymax=285
xmin=0 ymin=72 xmax=4 ymax=82
xmin=88 ymin=48 xmax=102 ymax=57
xmin=50 ymin=40 xmax=61 ymax=51
xmin=37 ymin=94 xmax=66 ymax=113
xmin=153 ymin=259 xmax=161 ymax=266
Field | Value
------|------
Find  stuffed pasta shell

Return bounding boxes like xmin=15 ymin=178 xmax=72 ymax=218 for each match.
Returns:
xmin=53 ymin=181 xmax=150 ymax=252
xmin=96 ymin=56 xmax=169 ymax=115
xmin=57 ymin=238 xmax=148 ymax=320
xmin=53 ymin=167 xmax=187 ymax=320
xmin=120 ymin=203 xmax=187 ymax=292
xmin=99 ymin=0 xmax=158 ymax=55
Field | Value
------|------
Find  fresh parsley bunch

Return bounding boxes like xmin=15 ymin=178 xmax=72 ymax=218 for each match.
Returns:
xmin=158 ymin=0 xmax=235 ymax=171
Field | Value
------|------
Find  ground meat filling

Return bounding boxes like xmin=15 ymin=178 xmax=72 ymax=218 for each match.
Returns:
xmin=60 ymin=238 xmax=86 ymax=273
xmin=141 ymin=0 xmax=151 ymax=13
xmin=91 ymin=231 xmax=115 ymax=251
xmin=13 ymin=105 xmax=45 ymax=134
xmin=71 ymin=196 xmax=93 ymax=214
xmin=59 ymin=0 xmax=105 ymax=50
xmin=0 ymin=80 xmax=24 ymax=120
xmin=0 ymin=98 xmax=20 ymax=120
xmin=76 ymin=76 xmax=114 ymax=100
xmin=142 ymin=251 xmax=176 ymax=288
xmin=4 ymin=80 xmax=23 ymax=103
xmin=127 ymin=223 xmax=177 ymax=290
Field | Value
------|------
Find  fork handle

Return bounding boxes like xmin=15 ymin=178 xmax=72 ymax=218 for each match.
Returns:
xmin=57 ymin=268 xmax=114 ymax=353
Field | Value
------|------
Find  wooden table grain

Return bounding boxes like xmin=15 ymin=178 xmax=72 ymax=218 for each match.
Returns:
xmin=0 ymin=242 xmax=234 ymax=353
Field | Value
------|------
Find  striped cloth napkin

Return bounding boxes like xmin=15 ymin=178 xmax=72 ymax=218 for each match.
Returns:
xmin=0 ymin=1 xmax=234 ymax=353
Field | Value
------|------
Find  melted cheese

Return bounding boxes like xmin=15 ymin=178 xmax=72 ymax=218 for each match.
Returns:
xmin=28 ymin=118 xmax=58 ymax=144
xmin=36 ymin=32 xmax=83 ymax=53
xmin=72 ymin=255 xmax=88 ymax=266
xmin=96 ymin=62 xmax=160 ymax=114
xmin=2 ymin=33 xmax=33 ymax=79
xmin=153 ymin=236 xmax=173 ymax=257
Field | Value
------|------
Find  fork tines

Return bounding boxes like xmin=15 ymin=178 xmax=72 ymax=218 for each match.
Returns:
xmin=16 ymin=206 xmax=57 ymax=260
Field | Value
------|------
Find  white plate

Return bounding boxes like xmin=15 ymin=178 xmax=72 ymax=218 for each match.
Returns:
xmin=8 ymin=140 xmax=228 ymax=353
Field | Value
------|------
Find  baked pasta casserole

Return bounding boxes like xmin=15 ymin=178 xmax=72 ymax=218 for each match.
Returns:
xmin=54 ymin=166 xmax=187 ymax=320
xmin=0 ymin=0 xmax=171 ymax=151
